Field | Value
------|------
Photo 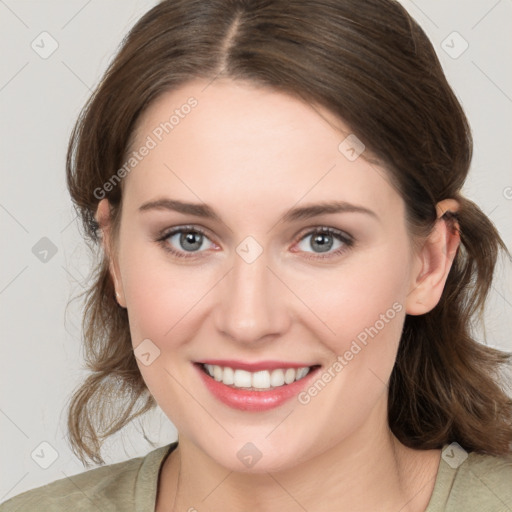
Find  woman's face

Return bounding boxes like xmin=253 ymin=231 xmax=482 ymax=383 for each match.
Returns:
xmin=108 ymin=78 xmax=423 ymax=472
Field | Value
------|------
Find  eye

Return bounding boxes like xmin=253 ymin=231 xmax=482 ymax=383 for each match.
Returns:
xmin=294 ymin=227 xmax=354 ymax=259
xmin=156 ymin=225 xmax=354 ymax=261
xmin=157 ymin=225 xmax=216 ymax=258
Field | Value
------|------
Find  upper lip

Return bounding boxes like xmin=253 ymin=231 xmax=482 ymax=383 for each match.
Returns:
xmin=196 ymin=359 xmax=319 ymax=372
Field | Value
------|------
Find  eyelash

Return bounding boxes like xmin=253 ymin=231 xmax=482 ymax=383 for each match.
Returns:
xmin=155 ymin=225 xmax=354 ymax=261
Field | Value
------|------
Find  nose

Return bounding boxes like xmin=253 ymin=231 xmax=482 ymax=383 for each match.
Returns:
xmin=214 ymin=245 xmax=290 ymax=345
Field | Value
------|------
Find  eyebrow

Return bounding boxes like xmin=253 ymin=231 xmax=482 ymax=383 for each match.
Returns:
xmin=138 ymin=198 xmax=378 ymax=223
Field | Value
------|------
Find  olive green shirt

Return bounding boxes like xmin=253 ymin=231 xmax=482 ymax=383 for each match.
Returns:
xmin=1 ymin=442 xmax=510 ymax=511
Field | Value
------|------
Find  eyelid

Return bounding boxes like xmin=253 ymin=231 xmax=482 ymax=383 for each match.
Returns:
xmin=292 ymin=225 xmax=353 ymax=245
xmin=158 ymin=224 xmax=211 ymax=239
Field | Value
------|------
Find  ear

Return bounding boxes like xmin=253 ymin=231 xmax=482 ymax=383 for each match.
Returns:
xmin=405 ymin=199 xmax=461 ymax=315
xmin=95 ymin=199 xmax=127 ymax=308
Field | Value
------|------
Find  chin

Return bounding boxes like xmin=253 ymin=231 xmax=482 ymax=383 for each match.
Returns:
xmin=195 ymin=433 xmax=315 ymax=474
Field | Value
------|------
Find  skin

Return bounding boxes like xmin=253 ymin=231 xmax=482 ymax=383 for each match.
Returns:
xmin=96 ymin=78 xmax=460 ymax=511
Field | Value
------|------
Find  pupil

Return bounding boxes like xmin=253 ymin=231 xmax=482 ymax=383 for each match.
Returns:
xmin=312 ymin=233 xmax=332 ymax=253
xmin=181 ymin=231 xmax=202 ymax=251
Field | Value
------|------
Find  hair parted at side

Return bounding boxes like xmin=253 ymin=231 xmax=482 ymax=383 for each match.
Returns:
xmin=65 ymin=0 xmax=512 ymax=466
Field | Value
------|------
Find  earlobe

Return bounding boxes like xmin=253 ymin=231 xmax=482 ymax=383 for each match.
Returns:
xmin=405 ymin=199 xmax=461 ymax=316
xmin=110 ymin=264 xmax=127 ymax=308
xmin=95 ymin=199 xmax=127 ymax=308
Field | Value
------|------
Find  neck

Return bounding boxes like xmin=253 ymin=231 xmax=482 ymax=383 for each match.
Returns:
xmin=157 ymin=401 xmax=440 ymax=512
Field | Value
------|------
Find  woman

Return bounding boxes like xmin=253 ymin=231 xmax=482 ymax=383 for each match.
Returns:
xmin=1 ymin=0 xmax=511 ymax=510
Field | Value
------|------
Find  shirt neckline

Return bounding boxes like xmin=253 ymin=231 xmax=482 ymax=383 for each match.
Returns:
xmin=424 ymin=444 xmax=461 ymax=511
xmin=136 ymin=441 xmax=179 ymax=511
xmin=140 ymin=442 xmax=458 ymax=511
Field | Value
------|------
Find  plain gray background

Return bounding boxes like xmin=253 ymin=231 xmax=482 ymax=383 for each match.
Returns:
xmin=1 ymin=0 xmax=511 ymax=501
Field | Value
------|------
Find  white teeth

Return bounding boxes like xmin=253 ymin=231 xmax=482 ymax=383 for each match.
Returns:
xmin=202 ymin=364 xmax=312 ymax=390
xmin=252 ymin=370 xmax=271 ymax=389
xmin=213 ymin=365 xmax=223 ymax=382
xmin=296 ymin=367 xmax=309 ymax=380
xmin=223 ymin=366 xmax=234 ymax=385
xmin=270 ymin=369 xmax=285 ymax=387
xmin=233 ymin=369 xmax=252 ymax=388
xmin=284 ymin=368 xmax=296 ymax=384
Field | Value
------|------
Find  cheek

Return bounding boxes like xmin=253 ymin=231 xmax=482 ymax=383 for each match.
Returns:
xmin=287 ymin=250 xmax=410 ymax=447
xmin=119 ymin=240 xmax=221 ymax=359
xmin=119 ymin=248 xmax=211 ymax=411
xmin=290 ymin=243 xmax=411 ymax=355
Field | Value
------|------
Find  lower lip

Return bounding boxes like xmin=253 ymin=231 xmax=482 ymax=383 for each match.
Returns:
xmin=194 ymin=363 xmax=320 ymax=412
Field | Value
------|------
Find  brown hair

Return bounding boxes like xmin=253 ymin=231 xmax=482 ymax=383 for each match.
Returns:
xmin=65 ymin=0 xmax=512 ymax=465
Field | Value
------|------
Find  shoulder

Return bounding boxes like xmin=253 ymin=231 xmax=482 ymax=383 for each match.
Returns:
xmin=0 ymin=457 xmax=144 ymax=512
xmin=0 ymin=443 xmax=175 ymax=512
xmin=455 ymin=450 xmax=512 ymax=504
xmin=441 ymin=448 xmax=512 ymax=511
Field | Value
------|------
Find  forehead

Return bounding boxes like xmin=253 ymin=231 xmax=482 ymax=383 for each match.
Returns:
xmin=121 ymin=79 xmax=402 ymax=220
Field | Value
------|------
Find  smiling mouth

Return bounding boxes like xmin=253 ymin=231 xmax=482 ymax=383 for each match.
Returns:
xmin=197 ymin=363 xmax=321 ymax=391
